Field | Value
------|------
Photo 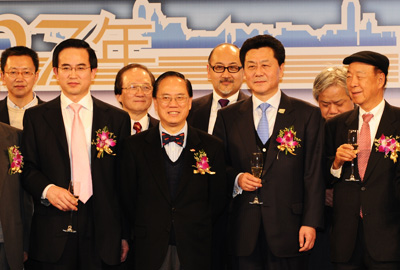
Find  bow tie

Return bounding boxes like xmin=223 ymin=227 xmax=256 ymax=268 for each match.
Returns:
xmin=162 ymin=132 xmax=184 ymax=146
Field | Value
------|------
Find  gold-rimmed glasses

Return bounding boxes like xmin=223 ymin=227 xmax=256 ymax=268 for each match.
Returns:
xmin=4 ymin=70 xmax=35 ymax=78
xmin=58 ymin=65 xmax=91 ymax=75
xmin=122 ymin=83 xmax=153 ymax=94
xmin=157 ymin=95 xmax=189 ymax=106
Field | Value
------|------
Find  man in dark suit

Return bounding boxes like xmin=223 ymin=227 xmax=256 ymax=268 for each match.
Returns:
xmin=213 ymin=35 xmax=324 ymax=269
xmin=325 ymin=51 xmax=400 ymax=269
xmin=114 ymin=63 xmax=158 ymax=135
xmin=0 ymin=122 xmax=32 ymax=269
xmin=0 ymin=46 xmax=44 ymax=129
xmin=188 ymin=43 xmax=247 ymax=134
xmin=21 ymin=39 xmax=131 ymax=269
xmin=121 ymin=71 xmax=227 ymax=270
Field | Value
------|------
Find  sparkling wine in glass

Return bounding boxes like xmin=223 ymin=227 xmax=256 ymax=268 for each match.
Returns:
xmin=345 ymin=130 xmax=360 ymax=181
xmin=249 ymin=152 xmax=264 ymax=205
xmin=63 ymin=180 xmax=79 ymax=233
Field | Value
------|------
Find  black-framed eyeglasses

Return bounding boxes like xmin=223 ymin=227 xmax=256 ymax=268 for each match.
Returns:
xmin=209 ymin=64 xmax=242 ymax=73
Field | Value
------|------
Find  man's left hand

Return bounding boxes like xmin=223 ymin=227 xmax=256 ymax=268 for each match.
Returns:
xmin=298 ymin=226 xmax=316 ymax=252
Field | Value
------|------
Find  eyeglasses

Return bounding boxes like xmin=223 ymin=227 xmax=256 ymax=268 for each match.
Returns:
xmin=58 ymin=65 xmax=91 ymax=74
xmin=122 ymin=84 xmax=153 ymax=94
xmin=4 ymin=70 xmax=35 ymax=78
xmin=209 ymin=64 xmax=242 ymax=73
xmin=157 ymin=95 xmax=189 ymax=105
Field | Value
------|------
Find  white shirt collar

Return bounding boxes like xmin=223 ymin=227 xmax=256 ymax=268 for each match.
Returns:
xmin=7 ymin=92 xmax=38 ymax=109
xmin=60 ymin=92 xmax=93 ymax=112
xmin=252 ymin=90 xmax=281 ymax=111
xmin=159 ymin=122 xmax=188 ymax=148
xmin=212 ymin=90 xmax=240 ymax=107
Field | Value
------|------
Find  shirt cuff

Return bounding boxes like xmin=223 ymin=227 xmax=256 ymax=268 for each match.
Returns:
xmin=233 ymin=173 xmax=244 ymax=198
xmin=330 ymin=166 xmax=342 ymax=178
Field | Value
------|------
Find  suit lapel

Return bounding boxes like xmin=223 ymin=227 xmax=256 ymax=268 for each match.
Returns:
xmin=263 ymin=93 xmax=295 ymax=174
xmin=235 ymin=98 xmax=259 ymax=162
xmin=197 ymin=94 xmax=213 ymax=131
xmin=91 ymin=98 xmax=112 ymax=162
xmin=143 ymin=125 xmax=171 ymax=202
xmin=42 ymin=97 xmax=69 ymax=157
xmin=0 ymin=98 xmax=10 ymax=124
xmin=363 ymin=103 xmax=397 ymax=181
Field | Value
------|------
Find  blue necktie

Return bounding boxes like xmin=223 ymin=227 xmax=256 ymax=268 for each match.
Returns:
xmin=257 ymin=103 xmax=270 ymax=144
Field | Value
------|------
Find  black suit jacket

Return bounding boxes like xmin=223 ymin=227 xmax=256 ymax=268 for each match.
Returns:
xmin=21 ymin=96 xmax=131 ymax=265
xmin=0 ymin=96 xmax=44 ymax=125
xmin=187 ymin=90 xmax=248 ymax=133
xmin=121 ymin=124 xmax=227 ymax=270
xmin=213 ymin=92 xmax=325 ymax=257
xmin=325 ymin=102 xmax=400 ymax=263
xmin=0 ymin=123 xmax=32 ymax=269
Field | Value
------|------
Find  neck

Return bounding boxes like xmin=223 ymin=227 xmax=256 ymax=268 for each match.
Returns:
xmin=128 ymin=110 xmax=147 ymax=121
xmin=8 ymin=93 xmax=34 ymax=108
xmin=253 ymin=88 xmax=278 ymax=103
xmin=161 ymin=122 xmax=185 ymax=135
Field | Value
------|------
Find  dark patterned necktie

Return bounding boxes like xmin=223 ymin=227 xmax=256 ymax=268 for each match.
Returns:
xmin=162 ymin=132 xmax=184 ymax=146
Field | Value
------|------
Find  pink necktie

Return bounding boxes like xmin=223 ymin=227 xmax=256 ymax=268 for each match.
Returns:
xmin=358 ymin=113 xmax=373 ymax=181
xmin=70 ymin=103 xmax=92 ymax=203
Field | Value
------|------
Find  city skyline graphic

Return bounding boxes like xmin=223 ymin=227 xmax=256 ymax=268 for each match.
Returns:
xmin=0 ymin=0 xmax=399 ymax=91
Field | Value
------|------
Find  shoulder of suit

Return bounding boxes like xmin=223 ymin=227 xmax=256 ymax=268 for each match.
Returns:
xmin=192 ymin=93 xmax=212 ymax=105
xmin=190 ymin=126 xmax=223 ymax=145
xmin=0 ymin=121 xmax=21 ymax=135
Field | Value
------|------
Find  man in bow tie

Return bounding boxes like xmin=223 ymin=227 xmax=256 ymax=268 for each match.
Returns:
xmin=121 ymin=71 xmax=227 ymax=270
xmin=213 ymin=35 xmax=324 ymax=270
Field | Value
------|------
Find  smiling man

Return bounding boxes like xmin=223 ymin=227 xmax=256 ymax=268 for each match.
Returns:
xmin=187 ymin=43 xmax=247 ymax=134
xmin=21 ymin=39 xmax=131 ymax=269
xmin=0 ymin=46 xmax=44 ymax=129
xmin=114 ymin=63 xmax=158 ymax=135
xmin=121 ymin=71 xmax=227 ymax=270
xmin=325 ymin=51 xmax=400 ymax=269
xmin=213 ymin=35 xmax=324 ymax=270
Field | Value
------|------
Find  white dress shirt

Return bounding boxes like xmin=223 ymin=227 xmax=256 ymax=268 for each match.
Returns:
xmin=43 ymin=92 xmax=93 ymax=198
xmin=159 ymin=122 xmax=188 ymax=162
xmin=131 ymin=114 xmax=150 ymax=135
xmin=233 ymin=90 xmax=281 ymax=197
xmin=207 ymin=90 xmax=241 ymax=134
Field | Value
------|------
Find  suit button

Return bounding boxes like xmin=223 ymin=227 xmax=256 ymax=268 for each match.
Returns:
xmin=262 ymin=148 xmax=267 ymax=152
xmin=361 ymin=187 xmax=366 ymax=191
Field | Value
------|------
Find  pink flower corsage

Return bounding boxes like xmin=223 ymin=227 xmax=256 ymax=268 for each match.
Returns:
xmin=276 ymin=126 xmax=301 ymax=159
xmin=92 ymin=126 xmax=117 ymax=158
xmin=8 ymin=145 xmax=23 ymax=175
xmin=191 ymin=149 xmax=215 ymax=175
xmin=374 ymin=134 xmax=400 ymax=163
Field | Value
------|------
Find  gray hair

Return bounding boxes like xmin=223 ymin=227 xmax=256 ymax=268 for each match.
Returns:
xmin=313 ymin=66 xmax=348 ymax=101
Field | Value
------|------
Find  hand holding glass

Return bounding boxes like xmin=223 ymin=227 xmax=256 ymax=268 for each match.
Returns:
xmin=345 ymin=130 xmax=359 ymax=182
xmin=249 ymin=152 xmax=263 ymax=205
xmin=63 ymin=180 xmax=80 ymax=233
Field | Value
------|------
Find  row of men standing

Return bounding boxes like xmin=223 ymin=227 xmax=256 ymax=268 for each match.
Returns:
xmin=0 ymin=34 xmax=399 ymax=270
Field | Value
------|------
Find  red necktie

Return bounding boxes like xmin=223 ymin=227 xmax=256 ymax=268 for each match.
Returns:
xmin=133 ymin=122 xmax=142 ymax=134
xmin=70 ymin=103 xmax=92 ymax=203
xmin=358 ymin=113 xmax=373 ymax=181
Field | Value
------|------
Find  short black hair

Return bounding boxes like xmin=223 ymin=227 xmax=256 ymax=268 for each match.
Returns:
xmin=1 ymin=46 xmax=39 ymax=72
xmin=153 ymin=71 xmax=193 ymax=98
xmin=114 ymin=63 xmax=155 ymax=96
xmin=52 ymin=39 xmax=97 ymax=69
xmin=240 ymin=35 xmax=285 ymax=67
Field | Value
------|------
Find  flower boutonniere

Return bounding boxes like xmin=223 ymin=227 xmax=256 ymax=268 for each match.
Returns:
xmin=8 ymin=145 xmax=23 ymax=175
xmin=92 ymin=126 xmax=117 ymax=158
xmin=191 ymin=149 xmax=216 ymax=175
xmin=276 ymin=126 xmax=301 ymax=159
xmin=374 ymin=134 xmax=400 ymax=163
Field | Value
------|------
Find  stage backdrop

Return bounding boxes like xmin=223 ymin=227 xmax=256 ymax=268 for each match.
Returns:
xmin=1 ymin=0 xmax=400 ymax=107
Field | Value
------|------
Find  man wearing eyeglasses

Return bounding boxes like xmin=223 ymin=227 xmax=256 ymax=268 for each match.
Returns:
xmin=114 ymin=63 xmax=158 ymax=135
xmin=21 ymin=39 xmax=131 ymax=269
xmin=0 ymin=46 xmax=45 ymax=129
xmin=187 ymin=43 xmax=247 ymax=134
xmin=121 ymin=71 xmax=227 ymax=270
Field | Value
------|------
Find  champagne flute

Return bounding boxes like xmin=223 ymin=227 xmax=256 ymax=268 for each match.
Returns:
xmin=249 ymin=152 xmax=264 ymax=205
xmin=63 ymin=180 xmax=79 ymax=233
xmin=345 ymin=130 xmax=360 ymax=181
